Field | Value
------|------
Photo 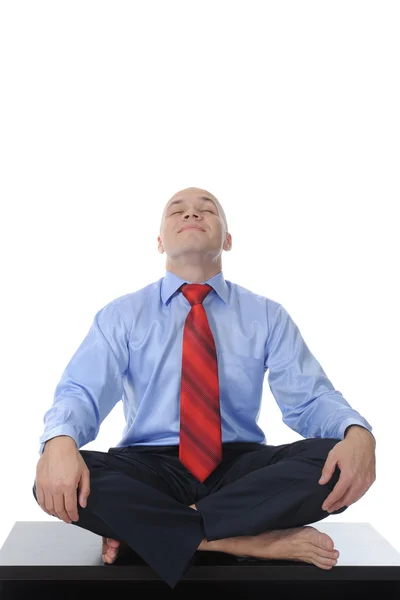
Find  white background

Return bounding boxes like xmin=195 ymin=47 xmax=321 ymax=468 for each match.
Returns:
xmin=1 ymin=1 xmax=399 ymax=559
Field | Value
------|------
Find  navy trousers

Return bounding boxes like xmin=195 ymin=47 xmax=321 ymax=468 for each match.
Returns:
xmin=33 ymin=438 xmax=347 ymax=589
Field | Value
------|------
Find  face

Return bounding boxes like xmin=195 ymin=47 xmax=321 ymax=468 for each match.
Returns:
xmin=158 ymin=187 xmax=232 ymax=262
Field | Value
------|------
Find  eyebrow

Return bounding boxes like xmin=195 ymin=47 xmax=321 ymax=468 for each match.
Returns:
xmin=167 ymin=196 xmax=217 ymax=210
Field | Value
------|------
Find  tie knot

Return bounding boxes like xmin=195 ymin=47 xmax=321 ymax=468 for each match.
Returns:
xmin=181 ymin=283 xmax=212 ymax=306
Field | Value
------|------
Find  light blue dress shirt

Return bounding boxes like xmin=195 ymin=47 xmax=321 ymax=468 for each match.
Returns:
xmin=39 ymin=270 xmax=373 ymax=455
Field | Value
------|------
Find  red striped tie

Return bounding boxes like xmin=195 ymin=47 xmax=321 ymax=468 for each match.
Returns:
xmin=179 ymin=283 xmax=222 ymax=482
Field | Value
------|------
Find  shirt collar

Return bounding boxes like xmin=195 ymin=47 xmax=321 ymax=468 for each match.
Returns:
xmin=161 ymin=269 xmax=229 ymax=305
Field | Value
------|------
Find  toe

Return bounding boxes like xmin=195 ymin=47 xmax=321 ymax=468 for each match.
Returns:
xmin=322 ymin=536 xmax=334 ymax=551
xmin=109 ymin=546 xmax=119 ymax=561
xmin=101 ymin=538 xmax=122 ymax=564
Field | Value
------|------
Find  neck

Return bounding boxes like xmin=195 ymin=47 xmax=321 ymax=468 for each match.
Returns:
xmin=166 ymin=260 xmax=222 ymax=283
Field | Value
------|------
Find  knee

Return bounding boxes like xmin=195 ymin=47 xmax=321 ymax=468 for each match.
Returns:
xmin=322 ymin=437 xmax=342 ymax=452
xmin=312 ymin=437 xmax=342 ymax=462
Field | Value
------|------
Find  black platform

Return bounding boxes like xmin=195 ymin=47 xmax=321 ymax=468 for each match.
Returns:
xmin=1 ymin=521 xmax=400 ymax=598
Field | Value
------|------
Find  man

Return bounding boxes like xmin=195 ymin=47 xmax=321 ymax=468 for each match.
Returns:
xmin=33 ymin=186 xmax=376 ymax=589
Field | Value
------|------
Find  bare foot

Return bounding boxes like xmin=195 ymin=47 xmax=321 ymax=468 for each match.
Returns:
xmin=102 ymin=536 xmax=129 ymax=564
xmin=237 ymin=526 xmax=340 ymax=570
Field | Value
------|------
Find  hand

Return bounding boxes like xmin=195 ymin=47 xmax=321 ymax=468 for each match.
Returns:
xmin=319 ymin=429 xmax=376 ymax=513
xmin=36 ymin=436 xmax=91 ymax=524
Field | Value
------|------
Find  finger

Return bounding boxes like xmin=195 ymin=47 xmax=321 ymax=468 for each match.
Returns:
xmin=37 ymin=487 xmax=56 ymax=517
xmin=322 ymin=451 xmax=337 ymax=471
xmin=78 ymin=470 xmax=91 ymax=509
xmin=328 ymin=487 xmax=364 ymax=512
xmin=328 ymin=501 xmax=347 ymax=513
xmin=53 ymin=492 xmax=72 ymax=524
xmin=319 ymin=460 xmax=335 ymax=483
xmin=323 ymin=485 xmax=352 ymax=511
xmin=322 ymin=478 xmax=351 ymax=510
xmin=64 ymin=490 xmax=80 ymax=522
xmin=36 ymin=485 xmax=45 ymax=511
xmin=327 ymin=492 xmax=351 ymax=512
xmin=43 ymin=491 xmax=56 ymax=516
xmin=325 ymin=493 xmax=347 ymax=512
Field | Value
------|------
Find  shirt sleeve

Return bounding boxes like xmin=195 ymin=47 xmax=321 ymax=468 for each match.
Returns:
xmin=38 ymin=301 xmax=130 ymax=455
xmin=265 ymin=303 xmax=373 ymax=440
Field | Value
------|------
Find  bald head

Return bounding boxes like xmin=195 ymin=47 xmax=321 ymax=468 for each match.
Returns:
xmin=160 ymin=187 xmax=228 ymax=235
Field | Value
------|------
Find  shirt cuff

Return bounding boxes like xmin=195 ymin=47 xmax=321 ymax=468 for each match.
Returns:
xmin=341 ymin=421 xmax=375 ymax=441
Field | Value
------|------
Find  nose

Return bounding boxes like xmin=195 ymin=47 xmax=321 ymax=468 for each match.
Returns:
xmin=183 ymin=215 xmax=202 ymax=225
xmin=183 ymin=210 xmax=199 ymax=219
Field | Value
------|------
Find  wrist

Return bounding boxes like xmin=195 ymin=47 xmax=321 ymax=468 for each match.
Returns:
xmin=44 ymin=435 xmax=77 ymax=451
xmin=345 ymin=425 xmax=375 ymax=445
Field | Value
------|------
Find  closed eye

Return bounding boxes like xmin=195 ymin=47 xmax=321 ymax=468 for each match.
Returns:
xmin=172 ymin=210 xmax=213 ymax=215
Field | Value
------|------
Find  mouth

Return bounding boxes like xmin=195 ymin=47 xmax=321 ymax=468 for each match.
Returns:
xmin=179 ymin=226 xmax=205 ymax=233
